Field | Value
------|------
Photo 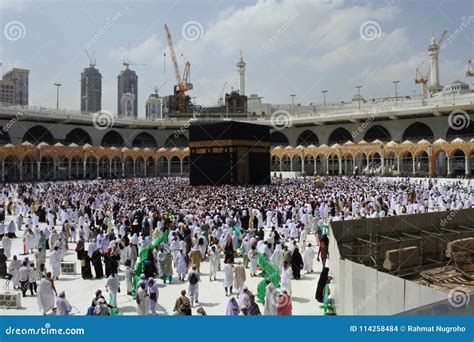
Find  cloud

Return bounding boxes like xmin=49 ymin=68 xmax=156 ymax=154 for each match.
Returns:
xmin=0 ymin=0 xmax=30 ymax=12
xmin=108 ymin=34 xmax=165 ymax=68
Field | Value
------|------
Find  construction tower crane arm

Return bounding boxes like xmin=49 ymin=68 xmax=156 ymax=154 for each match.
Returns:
xmin=164 ymin=24 xmax=183 ymax=90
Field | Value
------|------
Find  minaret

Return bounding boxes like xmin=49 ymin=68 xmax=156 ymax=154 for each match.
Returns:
xmin=428 ymin=32 xmax=443 ymax=94
xmin=236 ymin=50 xmax=246 ymax=96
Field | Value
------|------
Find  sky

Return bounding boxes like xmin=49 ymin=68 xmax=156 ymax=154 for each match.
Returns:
xmin=0 ymin=0 xmax=472 ymax=118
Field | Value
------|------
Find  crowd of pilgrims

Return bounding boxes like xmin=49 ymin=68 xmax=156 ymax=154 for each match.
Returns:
xmin=0 ymin=176 xmax=472 ymax=315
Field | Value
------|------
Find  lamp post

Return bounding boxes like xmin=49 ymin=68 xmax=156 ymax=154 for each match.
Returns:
xmin=322 ymin=90 xmax=328 ymax=112
xmin=290 ymin=94 xmax=296 ymax=116
xmin=54 ymin=83 xmax=62 ymax=110
xmin=393 ymin=80 xmax=400 ymax=105
xmin=355 ymin=85 xmax=362 ymax=111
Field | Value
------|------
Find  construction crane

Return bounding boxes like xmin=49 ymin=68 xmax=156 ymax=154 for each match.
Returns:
xmin=466 ymin=60 xmax=474 ymax=77
xmin=415 ymin=61 xmax=431 ymax=100
xmin=164 ymin=24 xmax=193 ymax=112
xmin=217 ymin=81 xmax=227 ymax=106
xmin=154 ymin=81 xmax=167 ymax=95
xmin=123 ymin=60 xmax=146 ymax=69
xmin=84 ymin=49 xmax=96 ymax=68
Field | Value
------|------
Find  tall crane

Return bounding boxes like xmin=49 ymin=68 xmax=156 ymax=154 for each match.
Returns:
xmin=217 ymin=81 xmax=227 ymax=106
xmin=84 ymin=49 xmax=96 ymax=68
xmin=164 ymin=24 xmax=192 ymax=113
xmin=415 ymin=61 xmax=431 ymax=100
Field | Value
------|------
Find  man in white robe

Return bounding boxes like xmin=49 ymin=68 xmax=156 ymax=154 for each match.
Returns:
xmin=37 ymin=272 xmax=57 ymax=315
xmin=106 ymin=272 xmax=120 ymax=309
xmin=56 ymin=291 xmax=72 ymax=315
xmin=2 ymin=235 xmax=11 ymax=259
xmin=223 ymin=262 xmax=234 ymax=296
xmin=303 ymin=243 xmax=316 ymax=273
xmin=49 ymin=246 xmax=63 ymax=280
xmin=264 ymin=281 xmax=277 ymax=316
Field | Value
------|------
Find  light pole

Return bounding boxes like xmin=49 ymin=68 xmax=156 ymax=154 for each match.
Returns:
xmin=322 ymin=90 xmax=328 ymax=112
xmin=356 ymin=85 xmax=362 ymax=111
xmin=393 ymin=80 xmax=400 ymax=105
xmin=54 ymin=83 xmax=61 ymax=110
xmin=290 ymin=94 xmax=296 ymax=116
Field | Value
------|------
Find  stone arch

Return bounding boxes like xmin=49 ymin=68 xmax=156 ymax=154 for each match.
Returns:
xmin=65 ymin=128 xmax=92 ymax=145
xmin=0 ymin=131 xmax=11 ymax=145
xmin=270 ymin=132 xmax=289 ymax=146
xmin=40 ymin=155 xmax=55 ymax=180
xmin=4 ymin=155 xmax=20 ymax=181
xmin=165 ymin=134 xmax=188 ymax=148
xmin=85 ymin=155 xmax=98 ymax=179
xmin=132 ymin=132 xmax=157 ymax=148
xmin=328 ymin=127 xmax=352 ymax=145
xmin=98 ymin=156 xmax=110 ymax=178
xmin=124 ymin=156 xmax=134 ymax=177
xmin=446 ymin=121 xmax=474 ymax=140
xmin=70 ymin=156 xmax=83 ymax=179
xmin=364 ymin=125 xmax=391 ymax=142
xmin=402 ymin=122 xmax=434 ymax=141
xmin=170 ymin=156 xmax=181 ymax=174
xmin=271 ymin=155 xmax=280 ymax=172
xmin=101 ymin=130 xmax=124 ymax=147
xmin=157 ymin=156 xmax=168 ymax=176
xmin=23 ymin=125 xmax=54 ymax=144
xmin=297 ymin=130 xmax=319 ymax=146
xmin=111 ymin=156 xmax=122 ymax=177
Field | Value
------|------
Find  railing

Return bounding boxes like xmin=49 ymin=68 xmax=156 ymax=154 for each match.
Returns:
xmin=0 ymin=92 xmax=473 ymax=124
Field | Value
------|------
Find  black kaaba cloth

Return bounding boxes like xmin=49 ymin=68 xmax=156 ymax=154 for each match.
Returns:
xmin=189 ymin=121 xmax=270 ymax=186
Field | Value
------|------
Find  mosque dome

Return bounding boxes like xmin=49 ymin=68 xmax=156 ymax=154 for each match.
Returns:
xmin=442 ymin=80 xmax=470 ymax=95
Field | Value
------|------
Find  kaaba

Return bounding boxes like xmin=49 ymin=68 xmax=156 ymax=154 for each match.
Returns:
xmin=189 ymin=121 xmax=270 ymax=186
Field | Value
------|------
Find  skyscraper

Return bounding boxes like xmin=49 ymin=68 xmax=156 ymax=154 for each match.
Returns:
xmin=146 ymin=92 xmax=163 ymax=119
xmin=80 ymin=65 xmax=102 ymax=112
xmin=117 ymin=65 xmax=138 ymax=117
xmin=1 ymin=68 xmax=29 ymax=106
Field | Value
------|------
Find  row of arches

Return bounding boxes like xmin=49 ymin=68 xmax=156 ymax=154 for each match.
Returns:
xmin=2 ymin=155 xmax=190 ymax=182
xmin=271 ymin=122 xmax=474 ymax=146
xmin=4 ymin=126 xmax=189 ymax=148
xmin=270 ymin=150 xmax=474 ymax=177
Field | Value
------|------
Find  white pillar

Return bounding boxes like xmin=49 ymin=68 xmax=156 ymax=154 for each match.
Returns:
xmin=381 ymin=157 xmax=385 ymax=175
xmin=353 ymin=159 xmax=356 ymax=175
xmin=338 ymin=157 xmax=342 ymax=175
xmin=447 ymin=157 xmax=451 ymax=176
xmin=314 ymin=158 xmax=317 ymax=175
xmin=326 ymin=158 xmax=329 ymax=175
xmin=397 ymin=156 xmax=401 ymax=172
xmin=122 ymin=162 xmax=125 ymax=177
xmin=180 ymin=159 xmax=183 ymax=175
xmin=96 ymin=162 xmax=100 ymax=178
xmin=466 ymin=156 xmax=470 ymax=175
xmin=19 ymin=162 xmax=23 ymax=181
xmin=301 ymin=156 xmax=304 ymax=174
xmin=412 ymin=157 xmax=416 ymax=175
xmin=37 ymin=161 xmax=41 ymax=180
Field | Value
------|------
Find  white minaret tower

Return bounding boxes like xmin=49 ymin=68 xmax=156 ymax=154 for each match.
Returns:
xmin=236 ymin=50 xmax=246 ymax=96
xmin=428 ymin=32 xmax=443 ymax=94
